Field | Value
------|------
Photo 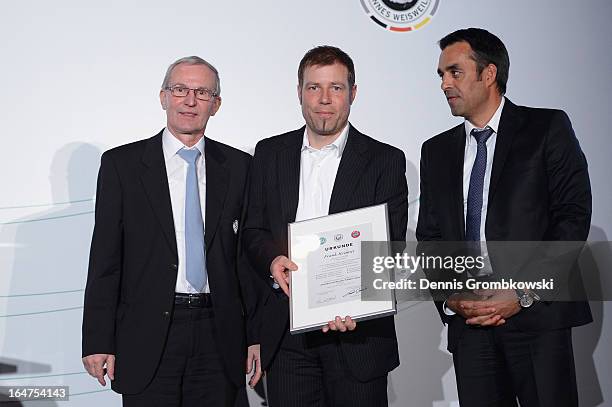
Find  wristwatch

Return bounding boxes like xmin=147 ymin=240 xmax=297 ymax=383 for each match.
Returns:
xmin=515 ymin=289 xmax=540 ymax=308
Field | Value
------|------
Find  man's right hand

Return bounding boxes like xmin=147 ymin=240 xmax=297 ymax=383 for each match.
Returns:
xmin=270 ymin=255 xmax=298 ymax=297
xmin=447 ymin=292 xmax=505 ymax=327
xmin=82 ymin=354 xmax=115 ymax=386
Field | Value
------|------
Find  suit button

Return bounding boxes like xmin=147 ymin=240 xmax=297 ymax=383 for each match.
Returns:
xmin=170 ymin=264 xmax=178 ymax=271
xmin=163 ymin=311 xmax=170 ymax=317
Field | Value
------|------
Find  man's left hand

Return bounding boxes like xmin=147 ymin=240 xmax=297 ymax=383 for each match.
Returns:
xmin=464 ymin=289 xmax=521 ymax=326
xmin=246 ymin=344 xmax=262 ymax=388
xmin=322 ymin=316 xmax=357 ymax=333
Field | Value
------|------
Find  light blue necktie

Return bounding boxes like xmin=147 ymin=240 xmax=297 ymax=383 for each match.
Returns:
xmin=177 ymin=148 xmax=206 ymax=292
xmin=465 ymin=127 xmax=494 ymax=241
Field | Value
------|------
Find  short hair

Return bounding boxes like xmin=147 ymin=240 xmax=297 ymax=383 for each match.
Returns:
xmin=439 ymin=28 xmax=509 ymax=95
xmin=298 ymin=46 xmax=355 ymax=90
xmin=161 ymin=56 xmax=221 ymax=96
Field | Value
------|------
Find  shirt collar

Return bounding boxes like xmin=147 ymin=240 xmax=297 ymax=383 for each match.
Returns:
xmin=464 ymin=96 xmax=505 ymax=141
xmin=301 ymin=123 xmax=350 ymax=158
xmin=162 ymin=128 xmax=206 ymax=162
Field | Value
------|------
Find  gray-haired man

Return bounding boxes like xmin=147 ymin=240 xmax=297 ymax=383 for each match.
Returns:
xmin=82 ymin=56 xmax=262 ymax=406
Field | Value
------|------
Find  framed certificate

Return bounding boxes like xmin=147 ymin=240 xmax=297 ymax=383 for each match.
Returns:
xmin=288 ymin=203 xmax=396 ymax=334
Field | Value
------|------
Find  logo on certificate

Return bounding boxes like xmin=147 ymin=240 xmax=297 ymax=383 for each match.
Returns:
xmin=334 ymin=234 xmax=344 ymax=242
xmin=351 ymin=230 xmax=361 ymax=238
xmin=360 ymin=0 xmax=440 ymax=32
xmin=319 ymin=237 xmax=327 ymax=245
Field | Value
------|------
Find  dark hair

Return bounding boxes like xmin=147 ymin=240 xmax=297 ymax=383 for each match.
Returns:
xmin=439 ymin=28 xmax=509 ymax=95
xmin=298 ymin=46 xmax=355 ymax=89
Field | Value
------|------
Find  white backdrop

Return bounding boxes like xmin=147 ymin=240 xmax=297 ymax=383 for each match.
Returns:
xmin=1 ymin=1 xmax=611 ymax=405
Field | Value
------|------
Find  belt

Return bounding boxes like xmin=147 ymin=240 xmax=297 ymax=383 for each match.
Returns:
xmin=174 ymin=293 xmax=212 ymax=308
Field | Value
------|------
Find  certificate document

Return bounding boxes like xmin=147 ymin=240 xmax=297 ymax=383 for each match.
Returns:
xmin=307 ymin=223 xmax=372 ymax=309
xmin=288 ymin=204 xmax=396 ymax=333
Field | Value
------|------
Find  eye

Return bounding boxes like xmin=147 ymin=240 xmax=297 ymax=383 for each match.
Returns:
xmin=332 ymin=85 xmax=343 ymax=91
xmin=195 ymin=88 xmax=207 ymax=97
xmin=451 ymin=70 xmax=461 ymax=78
xmin=175 ymin=86 xmax=186 ymax=92
xmin=307 ymin=85 xmax=318 ymax=91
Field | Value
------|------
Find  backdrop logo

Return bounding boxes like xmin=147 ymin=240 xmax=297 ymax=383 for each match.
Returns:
xmin=360 ymin=0 xmax=440 ymax=32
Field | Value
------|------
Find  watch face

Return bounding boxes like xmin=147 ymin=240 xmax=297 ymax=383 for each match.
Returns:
xmin=520 ymin=295 xmax=534 ymax=308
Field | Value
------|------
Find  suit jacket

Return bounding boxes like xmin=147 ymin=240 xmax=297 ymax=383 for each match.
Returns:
xmin=416 ymin=99 xmax=592 ymax=352
xmin=243 ymin=124 xmax=408 ymax=381
xmin=82 ymin=131 xmax=259 ymax=393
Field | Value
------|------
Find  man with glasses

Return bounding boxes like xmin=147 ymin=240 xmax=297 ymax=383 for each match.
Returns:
xmin=82 ymin=56 xmax=262 ymax=406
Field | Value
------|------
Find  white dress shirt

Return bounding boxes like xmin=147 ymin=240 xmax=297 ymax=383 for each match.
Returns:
xmin=444 ymin=97 xmax=505 ymax=315
xmin=462 ymin=96 xmax=505 ymax=241
xmin=294 ymin=124 xmax=349 ymax=222
xmin=162 ymin=128 xmax=209 ymax=293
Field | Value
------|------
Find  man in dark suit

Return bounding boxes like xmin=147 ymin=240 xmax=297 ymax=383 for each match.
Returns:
xmin=417 ymin=28 xmax=592 ymax=406
xmin=82 ymin=56 xmax=261 ymax=406
xmin=243 ymin=46 xmax=408 ymax=406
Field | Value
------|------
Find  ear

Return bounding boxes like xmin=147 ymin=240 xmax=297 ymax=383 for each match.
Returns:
xmin=160 ymin=89 xmax=168 ymax=110
xmin=484 ymin=63 xmax=498 ymax=88
xmin=349 ymin=84 xmax=357 ymax=105
xmin=209 ymin=96 xmax=222 ymax=116
xmin=297 ymin=84 xmax=303 ymax=105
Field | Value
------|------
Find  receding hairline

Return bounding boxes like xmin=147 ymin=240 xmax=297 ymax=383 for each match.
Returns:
xmin=161 ymin=56 xmax=221 ymax=96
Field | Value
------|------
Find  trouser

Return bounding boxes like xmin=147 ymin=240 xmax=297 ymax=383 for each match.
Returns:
xmin=453 ymin=321 xmax=578 ymax=407
xmin=266 ymin=329 xmax=388 ymax=407
xmin=122 ymin=305 xmax=237 ymax=407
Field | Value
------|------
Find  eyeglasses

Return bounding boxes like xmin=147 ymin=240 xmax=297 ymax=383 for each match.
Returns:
xmin=164 ymin=85 xmax=217 ymax=101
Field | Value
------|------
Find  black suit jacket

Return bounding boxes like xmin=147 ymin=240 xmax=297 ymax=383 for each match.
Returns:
xmin=416 ymin=99 xmax=592 ymax=352
xmin=82 ymin=131 xmax=259 ymax=393
xmin=243 ymin=124 xmax=408 ymax=381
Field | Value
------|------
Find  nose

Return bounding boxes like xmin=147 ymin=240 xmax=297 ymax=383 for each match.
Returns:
xmin=320 ymin=88 xmax=331 ymax=104
xmin=184 ymin=89 xmax=197 ymax=106
xmin=441 ymin=74 xmax=452 ymax=92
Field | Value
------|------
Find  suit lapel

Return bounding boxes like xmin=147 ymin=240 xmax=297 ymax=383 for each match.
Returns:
xmin=329 ymin=125 xmax=369 ymax=214
xmin=277 ymin=129 xmax=302 ymax=223
xmin=488 ymin=99 xmax=522 ymax=202
xmin=451 ymin=125 xmax=466 ymax=239
xmin=140 ymin=132 xmax=177 ymax=256
xmin=204 ymin=138 xmax=229 ymax=248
